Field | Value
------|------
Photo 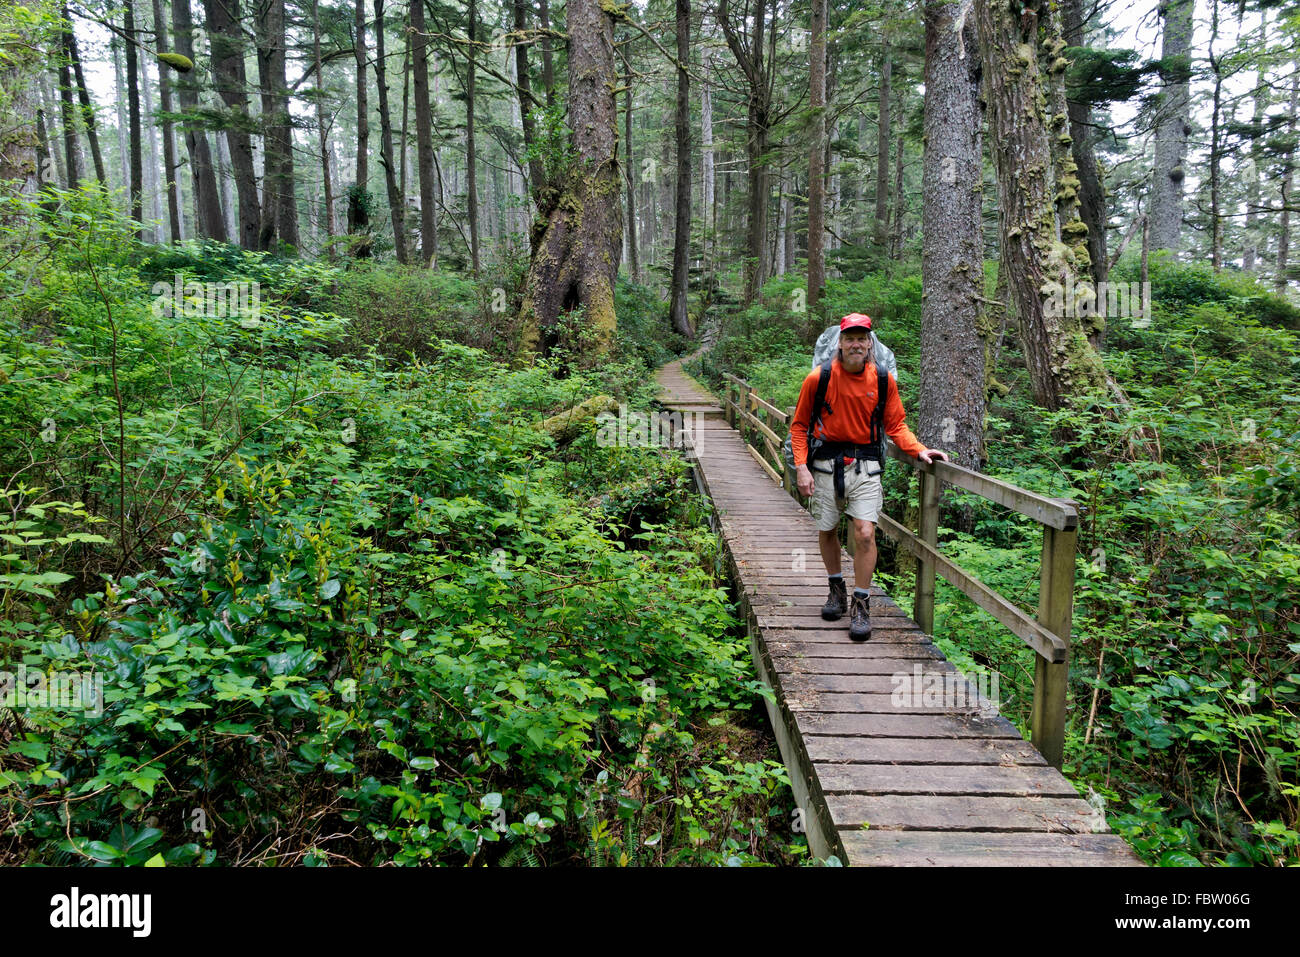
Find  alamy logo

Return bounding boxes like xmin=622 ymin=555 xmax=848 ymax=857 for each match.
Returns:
xmin=49 ymin=887 xmax=151 ymax=937
xmin=1042 ymin=278 xmax=1150 ymax=322
xmin=595 ymin=405 xmax=703 ymax=454
xmin=1 ymin=665 xmax=103 ymax=717
xmin=151 ymin=272 xmax=261 ymax=323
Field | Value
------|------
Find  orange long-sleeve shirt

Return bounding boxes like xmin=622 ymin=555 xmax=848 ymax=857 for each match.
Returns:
xmin=789 ymin=357 xmax=926 ymax=467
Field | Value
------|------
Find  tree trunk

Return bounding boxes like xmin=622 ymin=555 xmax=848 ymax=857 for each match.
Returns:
xmin=807 ymin=0 xmax=826 ymax=312
xmin=701 ymin=46 xmax=715 ymax=283
xmin=774 ymin=168 xmax=786 ymax=276
xmin=719 ymin=0 xmax=773 ymax=305
xmin=1244 ymin=15 xmax=1268 ymax=273
xmin=1 ymin=40 xmax=40 ymax=206
xmin=57 ymin=6 xmax=84 ymax=185
xmin=172 ymin=0 xmax=226 ymax=240
xmin=1277 ymin=64 xmax=1299 ymax=295
xmin=65 ymin=7 xmax=106 ymax=185
xmin=669 ymin=0 xmax=692 ymax=336
xmin=1043 ymin=1 xmax=1097 ymax=346
xmin=350 ymin=0 xmax=371 ymax=240
xmin=890 ymin=114 xmax=905 ymax=260
xmin=314 ymin=0 xmax=336 ymax=254
xmin=1063 ymin=0 xmax=1107 ymax=282
xmin=140 ymin=23 xmax=161 ymax=239
xmin=256 ymin=0 xmax=298 ymax=252
xmin=519 ymin=0 xmax=622 ymax=358
xmin=622 ymin=45 xmax=638 ymax=283
xmin=410 ymin=0 xmax=436 ymax=264
xmin=538 ymin=0 xmax=556 ymax=108
xmin=204 ymin=0 xmax=260 ymax=248
xmin=921 ymin=0 xmax=988 ymax=472
xmin=875 ymin=40 xmax=891 ymax=248
xmin=124 ymin=0 xmax=144 ymax=236
xmin=466 ymin=0 xmax=481 ymax=273
xmin=976 ymin=0 xmax=1117 ymax=413
xmin=215 ymin=127 xmax=237 ymax=240
xmin=1149 ymin=0 xmax=1193 ymax=255
xmin=373 ymin=0 xmax=409 ymax=263
xmin=1207 ymin=0 xmax=1222 ymax=271
xmin=515 ymin=0 xmax=544 ymax=210
xmin=37 ymin=76 xmax=67 ymax=189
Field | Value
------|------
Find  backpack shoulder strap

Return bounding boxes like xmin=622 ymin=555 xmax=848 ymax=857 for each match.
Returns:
xmin=871 ymin=359 xmax=888 ymax=446
xmin=806 ymin=359 xmax=834 ymax=450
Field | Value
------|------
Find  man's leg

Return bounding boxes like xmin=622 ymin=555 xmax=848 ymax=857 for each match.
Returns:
xmin=845 ymin=469 xmax=883 ymax=641
xmin=810 ymin=466 xmax=848 ymax=620
xmin=818 ymin=528 xmax=841 ymax=575
xmin=851 ymin=518 xmax=877 ymax=591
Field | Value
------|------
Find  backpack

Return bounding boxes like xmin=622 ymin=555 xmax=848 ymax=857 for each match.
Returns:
xmin=781 ymin=327 xmax=897 ymax=472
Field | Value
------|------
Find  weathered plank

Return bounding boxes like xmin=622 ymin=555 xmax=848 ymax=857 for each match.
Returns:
xmin=804 ymin=736 xmax=1045 ymax=766
xmin=840 ymin=831 xmax=1143 ymax=866
xmin=816 ymin=763 xmax=1082 ymax=797
xmin=826 ymin=793 xmax=1102 ymax=832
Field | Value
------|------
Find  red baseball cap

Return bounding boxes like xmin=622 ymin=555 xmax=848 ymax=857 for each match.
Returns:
xmin=839 ymin=313 xmax=872 ymax=331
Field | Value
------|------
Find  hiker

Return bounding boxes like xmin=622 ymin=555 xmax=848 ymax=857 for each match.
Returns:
xmin=789 ymin=313 xmax=949 ymax=640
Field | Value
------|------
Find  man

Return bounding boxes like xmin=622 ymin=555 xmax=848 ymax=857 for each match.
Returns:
xmin=790 ymin=313 xmax=949 ymax=640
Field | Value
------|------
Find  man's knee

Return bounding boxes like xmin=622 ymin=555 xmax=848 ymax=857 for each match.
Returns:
xmin=853 ymin=520 xmax=876 ymax=545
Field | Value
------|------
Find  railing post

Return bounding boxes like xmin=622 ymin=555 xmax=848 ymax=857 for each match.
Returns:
xmin=784 ymin=405 xmax=796 ymax=499
xmin=914 ymin=466 xmax=939 ymax=634
xmin=725 ymin=379 xmax=736 ymax=428
xmin=1032 ymin=519 xmax=1077 ymax=770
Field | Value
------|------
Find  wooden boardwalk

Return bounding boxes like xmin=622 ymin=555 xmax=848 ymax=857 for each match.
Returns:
xmin=656 ymin=359 xmax=1141 ymax=866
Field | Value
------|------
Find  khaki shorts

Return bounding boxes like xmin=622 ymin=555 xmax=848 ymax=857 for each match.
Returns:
xmin=809 ymin=458 xmax=883 ymax=532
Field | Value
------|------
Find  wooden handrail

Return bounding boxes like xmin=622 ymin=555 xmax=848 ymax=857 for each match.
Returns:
xmin=885 ymin=441 xmax=1077 ymax=530
xmin=714 ymin=375 xmax=1079 ymax=770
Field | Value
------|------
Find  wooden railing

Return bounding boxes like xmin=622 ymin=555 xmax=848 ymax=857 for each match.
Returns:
xmin=721 ymin=372 xmax=1079 ymax=769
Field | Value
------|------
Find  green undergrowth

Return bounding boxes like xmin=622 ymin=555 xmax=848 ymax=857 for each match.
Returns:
xmin=0 ymin=187 xmax=803 ymax=866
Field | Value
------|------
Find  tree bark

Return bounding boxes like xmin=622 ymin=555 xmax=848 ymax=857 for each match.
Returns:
xmin=1244 ymin=13 xmax=1268 ymax=273
xmin=1277 ymin=64 xmax=1298 ymax=295
xmin=350 ymin=0 xmax=371 ymax=240
xmin=1207 ymin=0 xmax=1222 ymax=271
xmin=807 ymin=0 xmax=826 ymax=313
xmin=719 ymin=0 xmax=773 ymax=305
xmin=1149 ymin=0 xmax=1193 ymax=255
xmin=38 ymin=75 xmax=67 ymax=189
xmin=1063 ymin=0 xmax=1107 ymax=282
xmin=701 ymin=45 xmax=715 ymax=283
xmin=65 ymin=6 xmax=106 ymax=185
xmin=669 ymin=0 xmax=692 ymax=335
xmin=875 ymin=40 xmax=891 ymax=248
xmin=203 ymin=0 xmax=260 ymax=248
xmin=621 ymin=45 xmax=638 ymax=283
xmin=519 ymin=0 xmax=622 ymax=358
xmin=57 ymin=6 xmax=84 ymax=185
xmin=976 ymin=0 xmax=1116 ymax=413
xmin=373 ymin=0 xmax=409 ymax=263
xmin=172 ymin=0 xmax=227 ymax=240
xmin=514 ymin=0 xmax=544 ymax=211
xmin=124 ymin=0 xmax=144 ymax=235
xmin=921 ymin=0 xmax=988 ymax=472
xmin=466 ymin=0 xmax=481 ymax=273
xmin=538 ymin=0 xmax=556 ymax=108
xmin=313 ymin=0 xmax=336 ymax=253
xmin=410 ymin=0 xmax=437 ymax=264
xmin=256 ymin=0 xmax=298 ymax=251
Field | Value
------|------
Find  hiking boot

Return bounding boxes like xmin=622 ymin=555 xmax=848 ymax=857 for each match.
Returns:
xmin=821 ymin=577 xmax=848 ymax=621
xmin=849 ymin=592 xmax=872 ymax=641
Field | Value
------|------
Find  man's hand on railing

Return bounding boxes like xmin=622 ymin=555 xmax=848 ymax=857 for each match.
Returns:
xmin=796 ymin=464 xmax=815 ymax=497
xmin=918 ymin=448 xmax=950 ymax=466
